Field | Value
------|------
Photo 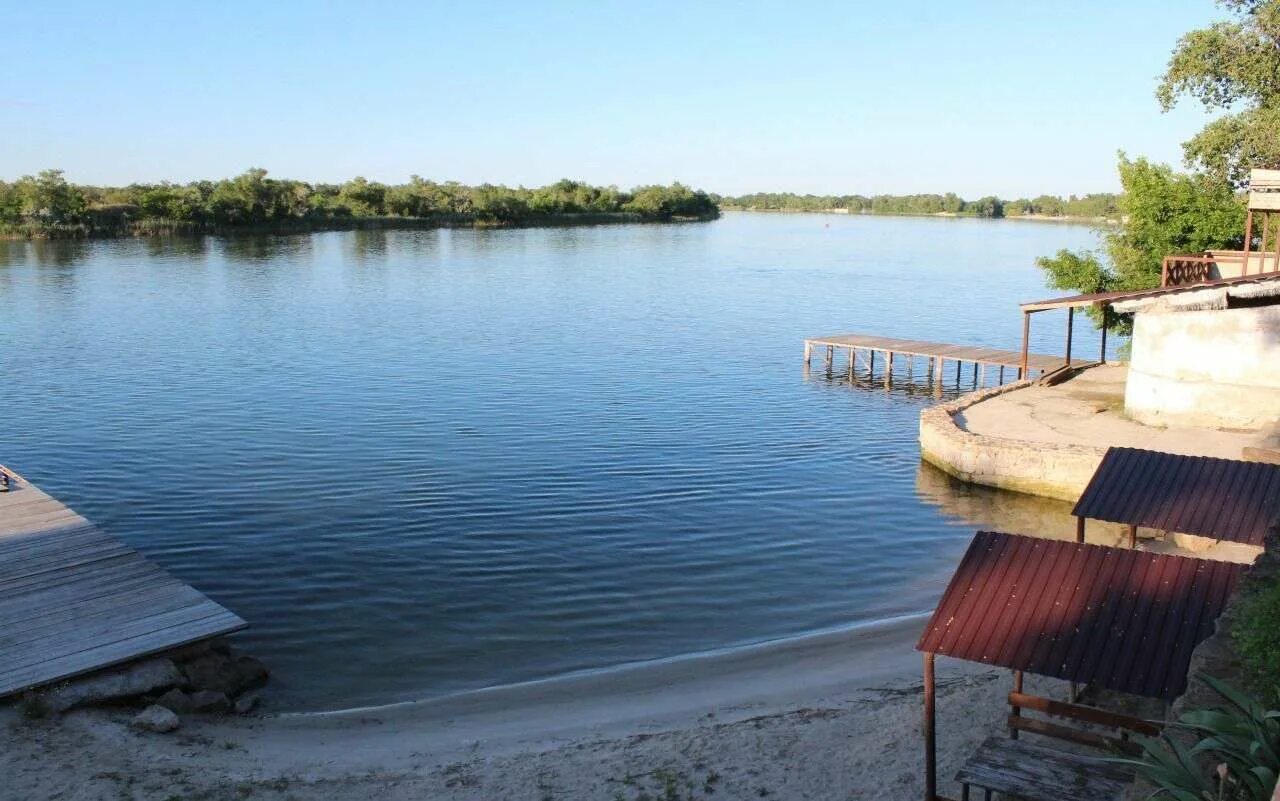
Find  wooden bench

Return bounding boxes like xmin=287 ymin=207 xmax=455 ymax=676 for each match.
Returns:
xmin=954 ymin=689 xmax=1160 ymax=801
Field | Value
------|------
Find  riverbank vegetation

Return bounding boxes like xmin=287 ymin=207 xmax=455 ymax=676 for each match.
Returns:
xmin=1037 ymin=0 xmax=1276 ymax=309
xmin=0 ymin=171 xmax=720 ymax=239
xmin=719 ymin=191 xmax=1120 ymax=220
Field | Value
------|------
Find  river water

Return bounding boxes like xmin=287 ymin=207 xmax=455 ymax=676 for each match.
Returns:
xmin=0 ymin=212 xmax=1103 ymax=709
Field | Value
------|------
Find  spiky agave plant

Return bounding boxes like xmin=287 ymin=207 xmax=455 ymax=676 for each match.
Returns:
xmin=1115 ymin=675 xmax=1279 ymax=801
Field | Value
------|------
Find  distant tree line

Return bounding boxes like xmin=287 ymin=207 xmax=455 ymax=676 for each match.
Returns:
xmin=0 ymin=169 xmax=721 ymax=238
xmin=718 ymin=191 xmax=1121 ymax=219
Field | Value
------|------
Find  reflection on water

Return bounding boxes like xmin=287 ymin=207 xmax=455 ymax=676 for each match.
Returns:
xmin=0 ymin=213 xmax=1108 ymax=710
xmin=915 ymin=460 xmax=1262 ymax=563
xmin=915 ymin=460 xmax=1130 ymax=544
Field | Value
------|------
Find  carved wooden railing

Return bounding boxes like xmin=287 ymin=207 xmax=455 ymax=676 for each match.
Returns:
xmin=1160 ymin=254 xmax=1217 ymax=287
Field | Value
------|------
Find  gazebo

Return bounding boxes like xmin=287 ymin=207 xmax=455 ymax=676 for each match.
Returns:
xmin=918 ymin=531 xmax=1244 ymax=801
xmin=1072 ymin=447 xmax=1280 ymax=548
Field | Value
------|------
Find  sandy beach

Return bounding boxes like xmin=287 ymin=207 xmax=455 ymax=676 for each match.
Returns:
xmin=1 ymin=614 xmax=1041 ymax=801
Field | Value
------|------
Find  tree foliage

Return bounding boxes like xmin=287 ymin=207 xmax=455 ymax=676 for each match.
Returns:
xmin=0 ymin=170 xmax=720 ymax=236
xmin=1037 ymin=157 xmax=1244 ymax=304
xmin=1157 ymin=0 xmax=1280 ymax=186
xmin=1036 ymin=2 xmax=1268 ymax=319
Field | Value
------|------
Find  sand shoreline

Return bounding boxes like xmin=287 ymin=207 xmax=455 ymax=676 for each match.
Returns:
xmin=3 ymin=609 xmax=1035 ymax=801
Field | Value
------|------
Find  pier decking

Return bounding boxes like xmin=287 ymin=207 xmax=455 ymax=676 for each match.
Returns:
xmin=0 ymin=466 xmax=245 ymax=697
xmin=804 ymin=333 xmax=1065 ymax=387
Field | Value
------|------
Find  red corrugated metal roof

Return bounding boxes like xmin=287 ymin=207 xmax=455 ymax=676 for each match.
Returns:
xmin=1072 ymin=447 xmax=1280 ymax=547
xmin=916 ymin=531 xmax=1243 ymax=700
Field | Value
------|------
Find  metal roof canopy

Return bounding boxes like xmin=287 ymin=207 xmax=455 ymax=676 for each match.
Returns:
xmin=1073 ymin=447 xmax=1280 ymax=547
xmin=1020 ymin=273 xmax=1280 ymax=313
xmin=917 ymin=531 xmax=1242 ymax=699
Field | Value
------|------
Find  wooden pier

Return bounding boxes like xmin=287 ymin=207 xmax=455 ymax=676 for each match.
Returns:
xmin=803 ymin=333 xmax=1066 ymax=389
xmin=0 ymin=466 xmax=245 ymax=698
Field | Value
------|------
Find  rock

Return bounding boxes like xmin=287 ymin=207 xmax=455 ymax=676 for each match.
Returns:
xmin=153 ymin=688 xmax=194 ymax=714
xmin=233 ymin=692 xmax=260 ymax=715
xmin=181 ymin=651 xmax=269 ymax=696
xmin=189 ymin=690 xmax=231 ymax=714
xmin=44 ymin=658 xmax=182 ymax=713
xmin=131 ymin=704 xmax=180 ymax=733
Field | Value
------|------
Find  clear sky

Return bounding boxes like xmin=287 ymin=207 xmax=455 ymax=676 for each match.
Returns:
xmin=3 ymin=0 xmax=1228 ymax=197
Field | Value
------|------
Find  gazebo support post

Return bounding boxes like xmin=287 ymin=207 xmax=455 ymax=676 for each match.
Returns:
xmin=924 ymin=652 xmax=937 ymax=801
xmin=1065 ymin=307 xmax=1074 ymax=366
xmin=1075 ymin=516 xmax=1086 ymax=544
xmin=1019 ymin=311 xmax=1030 ymax=379
xmin=1099 ymin=313 xmax=1108 ymax=363
xmin=1010 ymin=670 xmax=1023 ymax=739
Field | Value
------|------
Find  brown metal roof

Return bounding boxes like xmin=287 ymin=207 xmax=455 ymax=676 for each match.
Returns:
xmin=1073 ymin=447 xmax=1280 ymax=547
xmin=1020 ymin=273 xmax=1280 ymax=312
xmin=916 ymin=531 xmax=1243 ymax=700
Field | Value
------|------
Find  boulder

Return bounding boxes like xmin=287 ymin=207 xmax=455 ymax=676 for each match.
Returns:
xmin=131 ymin=704 xmax=180 ymax=733
xmin=233 ymin=692 xmax=260 ymax=715
xmin=181 ymin=651 xmax=268 ymax=697
xmin=44 ymin=658 xmax=182 ymax=713
xmin=153 ymin=688 xmax=194 ymax=714
xmin=189 ymin=690 xmax=231 ymax=714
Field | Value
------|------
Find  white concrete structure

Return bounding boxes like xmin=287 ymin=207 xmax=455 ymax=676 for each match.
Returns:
xmin=1124 ymin=303 xmax=1280 ymax=430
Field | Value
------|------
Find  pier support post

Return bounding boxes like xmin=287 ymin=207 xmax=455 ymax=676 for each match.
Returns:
xmin=885 ymin=352 xmax=894 ymax=389
xmin=825 ymin=345 xmax=833 ymax=371
xmin=868 ymin=349 xmax=876 ymax=378
xmin=804 ymin=341 xmax=812 ymax=365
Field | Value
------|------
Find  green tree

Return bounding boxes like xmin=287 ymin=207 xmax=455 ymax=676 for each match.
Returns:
xmin=18 ymin=169 xmax=86 ymax=224
xmin=1037 ymin=156 xmax=1245 ymax=332
xmin=1157 ymin=0 xmax=1280 ymax=186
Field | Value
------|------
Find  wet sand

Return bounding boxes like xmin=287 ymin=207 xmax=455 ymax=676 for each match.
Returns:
xmin=2 ymin=612 xmax=1035 ymax=801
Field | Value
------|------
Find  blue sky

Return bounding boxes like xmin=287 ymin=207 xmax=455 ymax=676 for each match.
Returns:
xmin=3 ymin=0 xmax=1227 ymax=196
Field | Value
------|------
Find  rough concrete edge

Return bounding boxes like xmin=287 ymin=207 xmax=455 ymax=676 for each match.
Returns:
xmin=918 ymin=380 xmax=1109 ymax=502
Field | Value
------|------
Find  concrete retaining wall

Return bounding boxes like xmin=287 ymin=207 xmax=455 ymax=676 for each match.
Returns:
xmin=1126 ymin=305 xmax=1280 ymax=430
xmin=919 ymin=382 xmax=1107 ymax=501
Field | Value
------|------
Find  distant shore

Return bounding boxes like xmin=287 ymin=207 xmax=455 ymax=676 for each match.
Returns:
xmin=721 ymin=207 xmax=1117 ymax=225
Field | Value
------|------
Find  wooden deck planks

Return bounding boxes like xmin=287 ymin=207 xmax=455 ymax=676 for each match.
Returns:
xmin=803 ymin=333 xmax=1064 ymax=373
xmin=0 ymin=467 xmax=246 ymax=697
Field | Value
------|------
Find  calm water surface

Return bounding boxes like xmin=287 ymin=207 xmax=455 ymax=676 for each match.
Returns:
xmin=0 ymin=213 xmax=1103 ymax=709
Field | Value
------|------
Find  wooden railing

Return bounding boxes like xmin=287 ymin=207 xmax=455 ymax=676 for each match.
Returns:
xmin=1161 ymin=254 xmax=1217 ymax=287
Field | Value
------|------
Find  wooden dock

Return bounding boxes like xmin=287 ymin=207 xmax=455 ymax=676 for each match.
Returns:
xmin=803 ymin=333 xmax=1065 ymax=389
xmin=0 ymin=466 xmax=245 ymax=698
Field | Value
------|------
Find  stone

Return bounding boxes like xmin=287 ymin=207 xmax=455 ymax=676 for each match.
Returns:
xmin=131 ymin=704 xmax=180 ymax=733
xmin=181 ymin=651 xmax=269 ymax=697
xmin=44 ymin=658 xmax=182 ymax=713
xmin=189 ymin=690 xmax=231 ymax=714
xmin=233 ymin=692 xmax=260 ymax=715
xmin=153 ymin=688 xmax=194 ymax=714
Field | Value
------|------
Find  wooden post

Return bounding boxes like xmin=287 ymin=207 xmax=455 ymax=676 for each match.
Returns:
xmin=868 ymin=349 xmax=876 ymax=378
xmin=972 ymin=362 xmax=979 ymax=387
xmin=1243 ymin=208 xmax=1255 ymax=275
xmin=886 ymin=352 xmax=895 ymax=389
xmin=998 ymin=365 xmax=1004 ymax=384
xmin=1076 ymin=516 xmax=1086 ymax=543
xmin=1065 ymin=306 xmax=1074 ymax=366
xmin=825 ymin=345 xmax=833 ymax=371
xmin=1128 ymin=524 xmax=1138 ymax=549
xmin=804 ymin=341 xmax=812 ymax=365
xmin=1010 ymin=670 xmax=1023 ymax=740
xmin=924 ymin=652 xmax=937 ymax=801
xmin=848 ymin=348 xmax=855 ymax=380
xmin=1099 ymin=314 xmax=1108 ymax=363
xmin=1019 ymin=311 xmax=1030 ymax=378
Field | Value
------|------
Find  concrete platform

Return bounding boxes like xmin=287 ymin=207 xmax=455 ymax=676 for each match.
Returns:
xmin=919 ymin=364 xmax=1271 ymax=502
